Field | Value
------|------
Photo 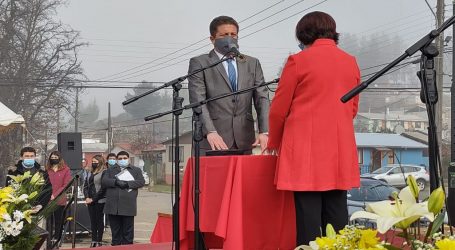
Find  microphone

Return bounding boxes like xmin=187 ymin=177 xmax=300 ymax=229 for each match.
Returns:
xmin=228 ymin=43 xmax=244 ymax=59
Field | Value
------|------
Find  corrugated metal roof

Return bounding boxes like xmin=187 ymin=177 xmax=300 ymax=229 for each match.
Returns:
xmin=357 ymin=112 xmax=427 ymax=121
xmin=355 ymin=133 xmax=427 ymax=149
xmin=82 ymin=143 xmax=108 ymax=152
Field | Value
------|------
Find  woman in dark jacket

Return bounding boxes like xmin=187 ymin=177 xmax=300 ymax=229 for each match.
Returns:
xmin=84 ymin=155 xmax=107 ymax=247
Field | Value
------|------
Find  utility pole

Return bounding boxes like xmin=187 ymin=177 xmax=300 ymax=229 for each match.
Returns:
xmin=448 ymin=0 xmax=455 ymax=227
xmin=75 ymin=87 xmax=79 ymax=132
xmin=436 ymin=0 xmax=444 ymax=149
xmin=107 ymin=102 xmax=112 ymax=153
xmin=56 ymin=108 xmax=60 ymax=134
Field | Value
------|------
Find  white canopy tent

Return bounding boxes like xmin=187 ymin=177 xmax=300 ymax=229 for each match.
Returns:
xmin=0 ymin=102 xmax=25 ymax=133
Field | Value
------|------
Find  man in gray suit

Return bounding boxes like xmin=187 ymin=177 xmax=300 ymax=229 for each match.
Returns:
xmin=188 ymin=16 xmax=269 ymax=154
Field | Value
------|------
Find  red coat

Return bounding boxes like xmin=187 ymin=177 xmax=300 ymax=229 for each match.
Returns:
xmin=268 ymin=39 xmax=360 ymax=191
xmin=47 ymin=165 xmax=72 ymax=206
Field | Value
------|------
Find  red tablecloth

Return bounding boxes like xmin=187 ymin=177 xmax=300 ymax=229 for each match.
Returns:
xmin=179 ymin=155 xmax=296 ymax=250
xmin=151 ymin=213 xmax=173 ymax=243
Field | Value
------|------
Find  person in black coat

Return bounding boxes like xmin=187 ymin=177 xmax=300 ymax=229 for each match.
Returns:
xmin=101 ymin=151 xmax=145 ymax=245
xmin=6 ymin=147 xmax=52 ymax=211
xmin=84 ymin=155 xmax=107 ymax=248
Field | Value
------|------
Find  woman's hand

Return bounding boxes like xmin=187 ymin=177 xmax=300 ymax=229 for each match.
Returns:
xmin=262 ymin=148 xmax=278 ymax=156
xmin=85 ymin=198 xmax=93 ymax=204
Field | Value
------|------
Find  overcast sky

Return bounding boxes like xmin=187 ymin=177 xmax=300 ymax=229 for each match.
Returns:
xmin=57 ymin=0 xmax=448 ymax=118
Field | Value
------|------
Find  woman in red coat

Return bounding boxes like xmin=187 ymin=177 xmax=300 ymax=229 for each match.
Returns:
xmin=46 ymin=151 xmax=72 ymax=243
xmin=266 ymin=11 xmax=360 ymax=245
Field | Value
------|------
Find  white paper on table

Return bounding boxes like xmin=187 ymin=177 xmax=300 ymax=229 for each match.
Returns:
xmin=116 ymin=170 xmax=135 ymax=191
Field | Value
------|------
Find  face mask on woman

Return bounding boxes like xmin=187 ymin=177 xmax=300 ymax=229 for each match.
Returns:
xmin=50 ymin=158 xmax=60 ymax=165
xmin=91 ymin=162 xmax=99 ymax=169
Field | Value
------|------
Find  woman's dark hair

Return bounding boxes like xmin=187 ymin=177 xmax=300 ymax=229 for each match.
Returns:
xmin=209 ymin=16 xmax=239 ymax=37
xmin=92 ymin=154 xmax=106 ymax=174
xmin=46 ymin=151 xmax=67 ymax=171
xmin=295 ymin=11 xmax=339 ymax=45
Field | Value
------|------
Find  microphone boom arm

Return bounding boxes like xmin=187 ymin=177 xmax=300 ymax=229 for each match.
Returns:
xmin=144 ymin=78 xmax=280 ymax=121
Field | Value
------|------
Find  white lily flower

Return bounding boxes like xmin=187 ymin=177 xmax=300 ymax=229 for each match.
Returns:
xmin=13 ymin=211 xmax=23 ymax=222
xmin=350 ymin=186 xmax=434 ymax=234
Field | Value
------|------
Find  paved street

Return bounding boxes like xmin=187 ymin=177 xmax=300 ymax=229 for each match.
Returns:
xmin=61 ymin=188 xmax=172 ymax=248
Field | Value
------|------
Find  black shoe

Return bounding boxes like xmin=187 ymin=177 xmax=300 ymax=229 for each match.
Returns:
xmin=90 ymin=242 xmax=96 ymax=248
xmin=96 ymin=242 xmax=103 ymax=247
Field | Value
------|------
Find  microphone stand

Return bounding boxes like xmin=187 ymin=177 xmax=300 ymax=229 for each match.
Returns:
xmin=122 ymin=52 xmax=238 ymax=250
xmin=342 ymin=15 xmax=455 ymax=233
xmin=192 ymin=106 xmax=203 ymax=250
xmin=145 ymin=78 xmax=279 ymax=250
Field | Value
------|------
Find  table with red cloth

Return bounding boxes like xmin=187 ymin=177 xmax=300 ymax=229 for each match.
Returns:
xmin=179 ymin=155 xmax=296 ymax=250
xmin=151 ymin=213 xmax=173 ymax=243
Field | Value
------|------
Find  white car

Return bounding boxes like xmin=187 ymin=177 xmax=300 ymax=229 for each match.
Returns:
xmin=362 ymin=164 xmax=430 ymax=191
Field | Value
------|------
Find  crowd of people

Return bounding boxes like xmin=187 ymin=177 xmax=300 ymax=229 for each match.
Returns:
xmin=6 ymin=147 xmax=145 ymax=248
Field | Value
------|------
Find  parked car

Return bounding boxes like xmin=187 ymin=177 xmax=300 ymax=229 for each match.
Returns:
xmin=362 ymin=164 xmax=429 ymax=191
xmin=348 ymin=177 xmax=399 ymax=226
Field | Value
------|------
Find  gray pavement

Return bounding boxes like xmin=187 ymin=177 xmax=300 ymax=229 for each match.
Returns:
xmin=60 ymin=188 xmax=173 ymax=249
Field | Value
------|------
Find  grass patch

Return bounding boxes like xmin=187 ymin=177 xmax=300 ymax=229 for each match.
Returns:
xmin=149 ymin=184 xmax=173 ymax=193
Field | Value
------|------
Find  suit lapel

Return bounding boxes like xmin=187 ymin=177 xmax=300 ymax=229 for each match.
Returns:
xmin=236 ymin=57 xmax=247 ymax=91
xmin=209 ymin=50 xmax=232 ymax=91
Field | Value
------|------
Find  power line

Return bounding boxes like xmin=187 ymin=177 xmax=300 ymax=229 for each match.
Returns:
xmin=95 ymin=0 xmax=287 ymax=81
xmin=114 ymin=0 xmax=330 ymax=81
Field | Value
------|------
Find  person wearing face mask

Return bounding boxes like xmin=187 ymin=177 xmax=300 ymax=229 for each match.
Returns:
xmin=83 ymin=155 xmax=107 ymax=247
xmin=101 ymin=151 xmax=145 ymax=245
xmin=106 ymin=153 xmax=117 ymax=168
xmin=46 ymin=151 xmax=71 ymax=243
xmin=187 ymin=15 xmax=269 ymax=155
xmin=6 ymin=147 xmax=52 ymax=210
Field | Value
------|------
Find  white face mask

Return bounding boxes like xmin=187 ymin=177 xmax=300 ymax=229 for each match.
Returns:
xmin=118 ymin=159 xmax=129 ymax=167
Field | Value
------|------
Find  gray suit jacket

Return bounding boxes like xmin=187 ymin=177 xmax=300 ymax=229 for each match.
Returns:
xmin=101 ymin=164 xmax=145 ymax=216
xmin=188 ymin=50 xmax=269 ymax=150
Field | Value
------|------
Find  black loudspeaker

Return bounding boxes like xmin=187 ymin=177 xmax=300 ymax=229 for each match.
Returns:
xmin=58 ymin=133 xmax=82 ymax=170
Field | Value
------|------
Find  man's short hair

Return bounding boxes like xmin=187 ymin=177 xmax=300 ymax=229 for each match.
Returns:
xmin=209 ymin=16 xmax=239 ymax=37
xmin=107 ymin=153 xmax=116 ymax=159
xmin=20 ymin=147 xmax=36 ymax=156
xmin=116 ymin=151 xmax=130 ymax=159
xmin=295 ymin=11 xmax=339 ymax=45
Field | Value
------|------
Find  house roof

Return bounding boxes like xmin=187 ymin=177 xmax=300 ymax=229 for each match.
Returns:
xmin=357 ymin=112 xmax=427 ymax=122
xmin=355 ymin=133 xmax=427 ymax=149
xmin=400 ymin=131 xmax=428 ymax=145
xmin=113 ymin=143 xmax=164 ymax=155
xmin=82 ymin=143 xmax=108 ymax=153
xmin=161 ymin=131 xmax=193 ymax=145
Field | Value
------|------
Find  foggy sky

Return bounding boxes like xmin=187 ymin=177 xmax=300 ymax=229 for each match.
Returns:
xmin=57 ymin=0 xmax=445 ymax=119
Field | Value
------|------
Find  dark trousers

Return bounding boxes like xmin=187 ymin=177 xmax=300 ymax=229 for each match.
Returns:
xmin=88 ymin=203 xmax=105 ymax=242
xmin=108 ymin=214 xmax=134 ymax=245
xmin=294 ymin=190 xmax=348 ymax=245
xmin=50 ymin=205 xmax=65 ymax=241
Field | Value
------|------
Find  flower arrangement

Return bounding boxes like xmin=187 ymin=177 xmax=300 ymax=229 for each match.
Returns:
xmin=0 ymin=171 xmax=47 ymax=250
xmin=296 ymin=176 xmax=454 ymax=250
